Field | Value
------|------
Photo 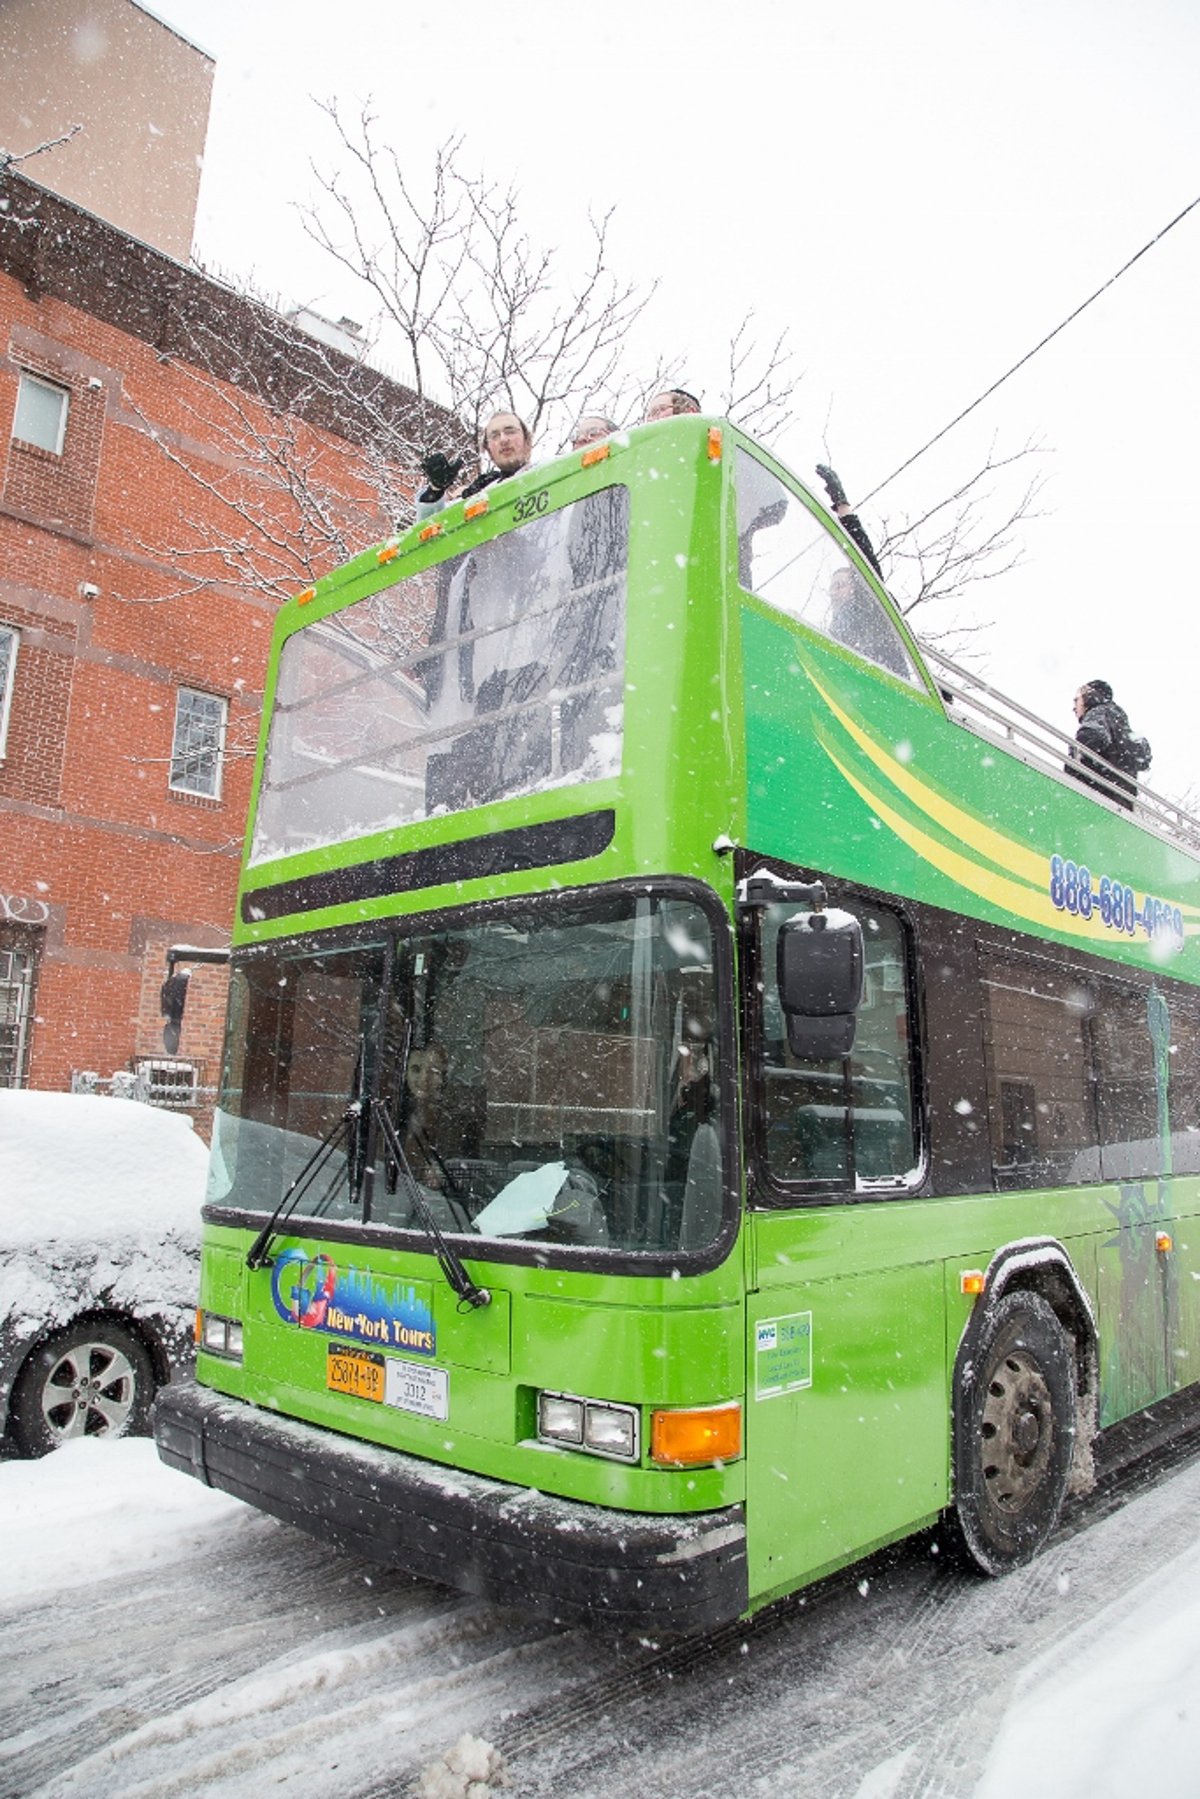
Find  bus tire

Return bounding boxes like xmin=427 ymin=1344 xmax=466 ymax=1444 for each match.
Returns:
xmin=9 ymin=1319 xmax=157 ymax=1457
xmin=951 ymin=1290 xmax=1076 ymax=1575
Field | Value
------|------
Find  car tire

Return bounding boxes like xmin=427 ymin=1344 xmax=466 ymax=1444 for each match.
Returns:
xmin=9 ymin=1319 xmax=157 ymax=1457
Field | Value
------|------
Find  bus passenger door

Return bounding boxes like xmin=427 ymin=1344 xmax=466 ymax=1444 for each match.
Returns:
xmin=743 ymin=1220 xmax=948 ymax=1607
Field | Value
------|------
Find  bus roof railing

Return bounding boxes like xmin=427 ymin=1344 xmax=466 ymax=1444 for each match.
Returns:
xmin=919 ymin=643 xmax=1200 ymax=854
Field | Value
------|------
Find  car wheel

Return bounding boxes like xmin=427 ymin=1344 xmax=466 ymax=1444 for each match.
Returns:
xmin=9 ymin=1320 xmax=157 ymax=1457
xmin=951 ymin=1290 xmax=1076 ymax=1575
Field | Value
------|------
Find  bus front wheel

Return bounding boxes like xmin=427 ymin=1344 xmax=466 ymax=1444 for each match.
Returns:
xmin=952 ymin=1290 xmax=1076 ymax=1576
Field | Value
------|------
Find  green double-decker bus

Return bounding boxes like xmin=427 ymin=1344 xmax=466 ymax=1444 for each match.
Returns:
xmin=156 ymin=415 xmax=1200 ymax=1633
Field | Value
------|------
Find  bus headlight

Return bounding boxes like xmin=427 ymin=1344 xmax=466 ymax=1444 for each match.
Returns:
xmin=538 ymin=1393 xmax=583 ymax=1444
xmin=199 ymin=1312 xmax=244 ymax=1361
xmin=537 ymin=1392 xmax=639 ymax=1462
xmin=583 ymin=1402 xmax=637 ymax=1460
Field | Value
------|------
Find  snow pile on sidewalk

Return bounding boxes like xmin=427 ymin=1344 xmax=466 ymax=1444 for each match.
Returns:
xmin=973 ymin=1539 xmax=1200 ymax=1798
xmin=0 ymin=1438 xmax=254 ymax=1603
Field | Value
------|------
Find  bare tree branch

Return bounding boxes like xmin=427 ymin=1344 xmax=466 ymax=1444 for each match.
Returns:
xmin=300 ymin=117 xmax=663 ymax=455
xmin=122 ymin=299 xmax=424 ymax=604
xmin=0 ymin=123 xmax=83 ymax=171
xmin=867 ymin=436 xmax=1051 ymax=631
xmin=719 ymin=312 xmax=801 ymax=438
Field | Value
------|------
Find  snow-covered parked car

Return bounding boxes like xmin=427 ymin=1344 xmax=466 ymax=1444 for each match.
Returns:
xmin=0 ymin=1090 xmax=205 ymax=1456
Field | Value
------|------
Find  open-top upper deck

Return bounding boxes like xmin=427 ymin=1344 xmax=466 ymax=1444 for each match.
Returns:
xmin=236 ymin=417 xmax=1200 ymax=982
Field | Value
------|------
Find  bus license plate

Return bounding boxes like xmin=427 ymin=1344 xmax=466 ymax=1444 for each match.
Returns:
xmin=327 ymin=1343 xmax=385 ymax=1402
xmin=385 ymin=1358 xmax=449 ymax=1421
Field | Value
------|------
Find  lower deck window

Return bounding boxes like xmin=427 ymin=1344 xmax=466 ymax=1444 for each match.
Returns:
xmin=756 ymin=896 xmax=919 ymax=1192
xmin=981 ymin=949 xmax=1200 ymax=1186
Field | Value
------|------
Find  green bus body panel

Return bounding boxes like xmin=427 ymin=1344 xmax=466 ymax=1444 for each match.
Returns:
xmin=195 ymin=1166 xmax=1200 ymax=1602
xmin=742 ymin=1181 xmax=1200 ymax=1601
xmin=179 ymin=417 xmax=1200 ymax=1625
xmin=740 ymin=603 xmax=1198 ymax=983
xmin=196 ymin=1224 xmax=746 ymax=1516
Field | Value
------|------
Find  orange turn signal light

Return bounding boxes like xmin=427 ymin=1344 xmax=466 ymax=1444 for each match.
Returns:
xmin=296 ymin=586 xmax=316 ymax=607
xmin=581 ymin=443 xmax=611 ymax=468
xmin=419 ymin=521 xmax=444 ymax=542
xmin=1156 ymin=1232 xmax=1174 ymax=1254
xmin=194 ymin=1306 xmax=204 ymax=1344
xmin=377 ymin=543 xmax=400 ymax=564
xmin=960 ymin=1270 xmax=986 ymax=1297
xmin=707 ymin=425 xmax=723 ymax=462
xmin=464 ymin=498 xmax=490 ymax=520
xmin=651 ymin=1401 xmax=741 ymax=1466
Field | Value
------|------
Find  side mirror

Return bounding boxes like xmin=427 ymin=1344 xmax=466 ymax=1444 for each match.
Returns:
xmin=777 ymin=907 xmax=864 ymax=1060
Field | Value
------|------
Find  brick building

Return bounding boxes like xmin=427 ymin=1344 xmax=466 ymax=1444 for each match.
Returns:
xmin=0 ymin=166 xmax=428 ymax=1107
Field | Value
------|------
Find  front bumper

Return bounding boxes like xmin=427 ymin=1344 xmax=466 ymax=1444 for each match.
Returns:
xmin=155 ymin=1379 xmax=748 ymax=1634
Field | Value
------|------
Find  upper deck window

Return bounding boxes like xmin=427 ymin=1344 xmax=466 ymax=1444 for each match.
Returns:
xmin=252 ymin=487 xmax=629 ymax=865
xmin=735 ymin=450 xmax=918 ymax=684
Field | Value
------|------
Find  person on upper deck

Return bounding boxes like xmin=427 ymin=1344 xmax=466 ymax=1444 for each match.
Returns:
xmin=644 ymin=388 xmax=701 ymax=422
xmin=571 ymin=413 xmax=618 ymax=449
xmin=815 ymin=463 xmax=883 ymax=579
xmin=826 ymin=566 xmax=911 ymax=680
xmin=1065 ymin=679 xmax=1147 ymax=812
xmin=416 ymin=411 xmax=533 ymax=519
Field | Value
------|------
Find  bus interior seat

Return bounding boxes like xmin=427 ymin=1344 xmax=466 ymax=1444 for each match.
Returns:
xmin=679 ymin=1121 xmax=722 ymax=1251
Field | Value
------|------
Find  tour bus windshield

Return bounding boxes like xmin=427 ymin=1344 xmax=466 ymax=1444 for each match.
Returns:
xmin=206 ymin=887 xmax=726 ymax=1257
xmin=251 ymin=486 xmax=630 ymax=865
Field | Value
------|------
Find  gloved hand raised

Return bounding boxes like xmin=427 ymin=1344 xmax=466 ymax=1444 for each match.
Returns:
xmin=419 ymin=449 xmax=465 ymax=494
xmin=815 ymin=464 xmax=848 ymax=510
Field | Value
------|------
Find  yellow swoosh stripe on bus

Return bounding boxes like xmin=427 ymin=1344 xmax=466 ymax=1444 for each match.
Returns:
xmin=808 ymin=670 xmax=1048 ymax=891
xmin=820 ymin=739 xmax=1112 ymax=940
xmin=810 ymin=668 xmax=1200 ymax=938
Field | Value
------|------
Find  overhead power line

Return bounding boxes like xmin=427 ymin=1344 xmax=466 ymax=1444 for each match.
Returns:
xmin=860 ymin=192 xmax=1200 ymax=508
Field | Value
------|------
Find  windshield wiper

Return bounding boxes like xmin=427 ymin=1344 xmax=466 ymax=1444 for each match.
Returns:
xmin=245 ymin=1104 xmax=361 ymax=1271
xmin=372 ymin=1100 xmax=491 ymax=1310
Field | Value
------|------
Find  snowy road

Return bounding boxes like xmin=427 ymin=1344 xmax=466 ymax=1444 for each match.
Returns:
xmin=3 ymin=1414 xmax=1200 ymax=1799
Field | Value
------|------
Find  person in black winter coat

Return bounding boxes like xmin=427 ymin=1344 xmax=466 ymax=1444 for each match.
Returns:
xmin=416 ymin=411 xmax=532 ymax=518
xmin=1066 ymin=679 xmax=1140 ymax=810
xmin=815 ymin=463 xmax=883 ymax=578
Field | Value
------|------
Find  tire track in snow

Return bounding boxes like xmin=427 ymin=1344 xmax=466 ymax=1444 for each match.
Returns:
xmin=0 ymin=1522 xmax=464 ymax=1799
xmin=489 ymin=1430 xmax=1200 ymax=1798
xmin=3 ymin=1419 xmax=1199 ymax=1798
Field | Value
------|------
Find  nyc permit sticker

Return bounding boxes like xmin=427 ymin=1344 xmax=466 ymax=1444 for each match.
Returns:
xmin=755 ymin=1312 xmax=813 ymax=1399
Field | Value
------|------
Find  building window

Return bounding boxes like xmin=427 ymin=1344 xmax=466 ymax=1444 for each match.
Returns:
xmin=170 ymin=688 xmax=227 ymax=799
xmin=0 ymin=937 xmax=39 ymax=1088
xmin=0 ymin=626 xmax=16 ymax=756
xmin=12 ymin=372 xmax=70 ymax=455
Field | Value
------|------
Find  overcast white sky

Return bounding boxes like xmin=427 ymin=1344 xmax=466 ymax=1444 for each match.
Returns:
xmin=162 ymin=0 xmax=1200 ymax=801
